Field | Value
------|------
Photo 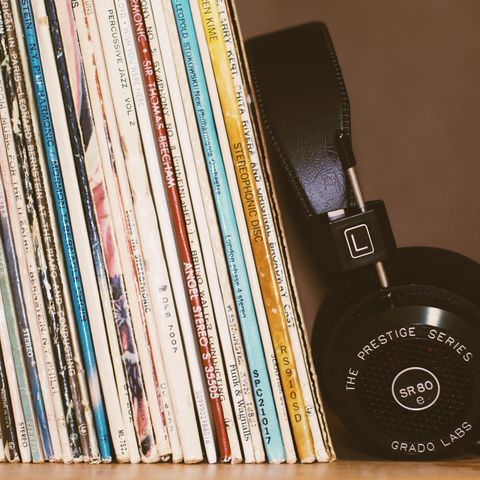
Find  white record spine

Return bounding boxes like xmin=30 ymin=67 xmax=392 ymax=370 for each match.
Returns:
xmin=187 ymin=0 xmax=297 ymax=463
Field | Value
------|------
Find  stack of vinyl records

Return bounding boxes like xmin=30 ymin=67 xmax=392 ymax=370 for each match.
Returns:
xmin=0 ymin=0 xmax=334 ymax=464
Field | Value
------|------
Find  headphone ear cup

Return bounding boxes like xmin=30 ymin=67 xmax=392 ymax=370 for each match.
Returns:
xmin=313 ymin=246 xmax=480 ymax=363
xmin=382 ymin=247 xmax=480 ymax=305
xmin=312 ymin=247 xmax=480 ymax=458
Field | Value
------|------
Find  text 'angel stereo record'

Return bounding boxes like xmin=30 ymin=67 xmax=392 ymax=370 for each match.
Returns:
xmin=247 ymin=23 xmax=480 ymax=459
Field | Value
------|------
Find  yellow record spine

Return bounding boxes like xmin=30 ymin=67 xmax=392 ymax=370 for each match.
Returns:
xmin=197 ymin=0 xmax=315 ymax=462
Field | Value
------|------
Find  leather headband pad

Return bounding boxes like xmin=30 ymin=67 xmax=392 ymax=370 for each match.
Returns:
xmin=247 ymin=22 xmax=351 ymax=216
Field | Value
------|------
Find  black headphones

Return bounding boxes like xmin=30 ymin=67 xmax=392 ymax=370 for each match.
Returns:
xmin=247 ymin=22 xmax=480 ymax=459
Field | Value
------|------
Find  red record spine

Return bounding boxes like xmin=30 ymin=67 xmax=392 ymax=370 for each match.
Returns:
xmin=126 ymin=0 xmax=231 ymax=462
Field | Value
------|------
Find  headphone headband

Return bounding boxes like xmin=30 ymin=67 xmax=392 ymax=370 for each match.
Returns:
xmin=247 ymin=22 xmax=351 ymax=217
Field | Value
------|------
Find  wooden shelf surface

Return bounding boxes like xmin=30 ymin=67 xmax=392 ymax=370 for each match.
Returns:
xmin=1 ymin=459 xmax=480 ymax=480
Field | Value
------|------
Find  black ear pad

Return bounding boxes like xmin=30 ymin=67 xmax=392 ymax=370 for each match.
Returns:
xmin=312 ymin=247 xmax=480 ymax=458
xmin=314 ymin=246 xmax=480 ymax=357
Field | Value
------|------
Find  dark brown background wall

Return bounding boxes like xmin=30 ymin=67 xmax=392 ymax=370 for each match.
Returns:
xmin=236 ymin=0 xmax=480 ymax=330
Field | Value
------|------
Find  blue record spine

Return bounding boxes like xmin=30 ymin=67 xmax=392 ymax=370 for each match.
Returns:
xmin=17 ymin=0 xmax=110 ymax=460
xmin=170 ymin=0 xmax=285 ymax=462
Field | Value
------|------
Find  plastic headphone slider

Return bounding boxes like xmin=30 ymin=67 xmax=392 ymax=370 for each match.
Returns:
xmin=315 ymin=200 xmax=396 ymax=273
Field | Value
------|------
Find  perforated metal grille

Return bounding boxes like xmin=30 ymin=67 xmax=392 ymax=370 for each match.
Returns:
xmin=356 ymin=328 xmax=477 ymax=442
